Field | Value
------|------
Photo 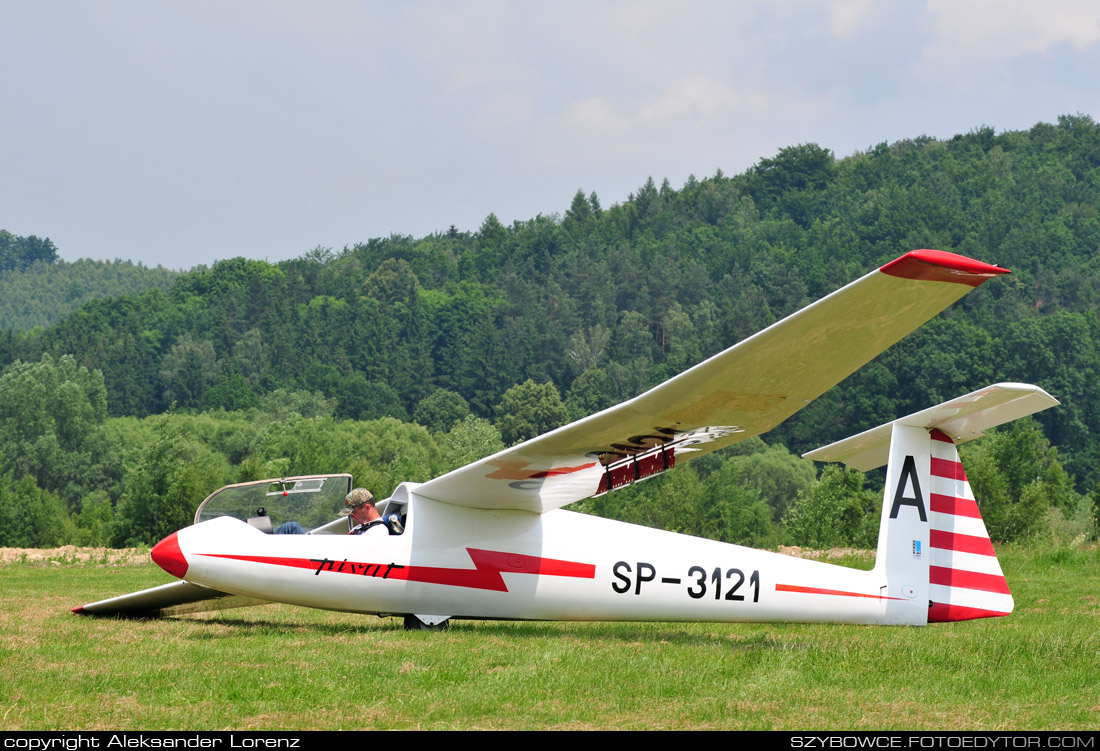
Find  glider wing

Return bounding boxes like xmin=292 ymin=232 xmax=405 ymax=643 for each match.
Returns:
xmin=73 ymin=580 xmax=271 ymax=618
xmin=415 ymin=250 xmax=1009 ymax=514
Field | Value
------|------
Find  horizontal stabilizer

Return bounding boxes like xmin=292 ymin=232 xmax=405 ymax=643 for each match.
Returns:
xmin=803 ymin=383 xmax=1059 ymax=471
xmin=73 ymin=580 xmax=271 ymax=618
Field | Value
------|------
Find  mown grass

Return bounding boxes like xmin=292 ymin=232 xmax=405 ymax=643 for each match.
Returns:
xmin=0 ymin=546 xmax=1096 ymax=730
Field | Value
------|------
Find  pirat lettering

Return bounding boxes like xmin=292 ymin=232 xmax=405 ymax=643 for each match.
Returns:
xmin=309 ymin=557 xmax=405 ymax=579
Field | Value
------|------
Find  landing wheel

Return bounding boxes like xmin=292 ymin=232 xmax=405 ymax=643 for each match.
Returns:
xmin=403 ymin=615 xmax=450 ymax=631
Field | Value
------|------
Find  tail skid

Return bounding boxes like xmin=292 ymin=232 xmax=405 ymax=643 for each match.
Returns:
xmin=804 ymin=383 xmax=1058 ymax=625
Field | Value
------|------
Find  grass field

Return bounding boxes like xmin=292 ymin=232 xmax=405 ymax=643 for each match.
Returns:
xmin=0 ymin=545 xmax=1096 ymax=730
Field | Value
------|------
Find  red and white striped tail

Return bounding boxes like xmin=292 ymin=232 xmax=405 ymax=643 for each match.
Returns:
xmin=927 ymin=429 xmax=1013 ymax=622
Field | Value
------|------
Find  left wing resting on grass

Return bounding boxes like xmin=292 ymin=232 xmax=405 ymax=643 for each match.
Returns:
xmin=73 ymin=580 xmax=271 ymax=618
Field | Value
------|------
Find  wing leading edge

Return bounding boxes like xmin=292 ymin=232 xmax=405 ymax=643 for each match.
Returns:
xmin=416 ymin=250 xmax=1009 ymax=514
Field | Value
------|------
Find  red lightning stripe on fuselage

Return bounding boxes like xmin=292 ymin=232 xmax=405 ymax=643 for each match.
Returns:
xmin=196 ymin=548 xmax=595 ymax=593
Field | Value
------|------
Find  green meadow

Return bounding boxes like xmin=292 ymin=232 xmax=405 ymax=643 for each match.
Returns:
xmin=1 ymin=545 xmax=1096 ymax=731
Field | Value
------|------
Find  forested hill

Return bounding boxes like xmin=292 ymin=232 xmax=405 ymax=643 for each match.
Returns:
xmin=0 ymin=231 xmax=179 ymax=330
xmin=3 ymin=115 xmax=1099 ymax=492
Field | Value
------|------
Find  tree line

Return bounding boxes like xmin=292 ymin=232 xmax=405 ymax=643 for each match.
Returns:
xmin=0 ymin=253 xmax=178 ymax=331
xmin=0 ymin=353 xmax=1088 ymax=550
xmin=1 ymin=115 xmax=1099 ymax=548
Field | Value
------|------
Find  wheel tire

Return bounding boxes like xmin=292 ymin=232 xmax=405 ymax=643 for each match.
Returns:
xmin=403 ymin=615 xmax=450 ymax=631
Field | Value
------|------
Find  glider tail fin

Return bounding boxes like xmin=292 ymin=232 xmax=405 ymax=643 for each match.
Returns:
xmin=873 ymin=423 xmax=936 ymax=625
xmin=804 ymin=383 xmax=1058 ymax=625
xmin=873 ymin=424 xmax=1012 ymax=624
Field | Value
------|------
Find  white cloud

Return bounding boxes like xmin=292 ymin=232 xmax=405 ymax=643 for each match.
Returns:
xmin=828 ymin=0 xmax=879 ymax=39
xmin=560 ymin=77 xmax=750 ymax=136
xmin=561 ymin=97 xmax=625 ymax=135
xmin=638 ymin=76 xmax=746 ymax=122
xmin=924 ymin=0 xmax=1100 ymax=65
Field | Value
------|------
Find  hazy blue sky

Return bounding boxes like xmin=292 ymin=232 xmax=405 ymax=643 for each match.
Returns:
xmin=2 ymin=1 xmax=1099 ymax=268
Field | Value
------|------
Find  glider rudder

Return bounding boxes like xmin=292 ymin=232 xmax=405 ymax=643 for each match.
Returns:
xmin=925 ymin=430 xmax=1013 ymax=622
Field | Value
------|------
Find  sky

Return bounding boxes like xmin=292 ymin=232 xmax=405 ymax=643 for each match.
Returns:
xmin=2 ymin=1 xmax=1099 ymax=269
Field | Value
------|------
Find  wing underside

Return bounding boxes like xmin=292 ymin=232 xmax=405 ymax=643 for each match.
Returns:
xmin=415 ymin=250 xmax=1010 ymax=514
xmin=73 ymin=580 xmax=271 ymax=618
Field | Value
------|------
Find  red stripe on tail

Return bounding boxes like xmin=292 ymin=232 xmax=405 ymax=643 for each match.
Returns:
xmin=930 ymin=565 xmax=1010 ymax=594
xmin=930 ymin=457 xmax=967 ymax=480
xmin=928 ymin=602 xmax=1010 ymax=622
xmin=930 ymin=530 xmax=997 ymax=556
xmin=929 ymin=493 xmax=981 ymax=519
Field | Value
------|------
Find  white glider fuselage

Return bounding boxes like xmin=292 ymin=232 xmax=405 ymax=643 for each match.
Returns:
xmin=163 ymin=493 xmax=890 ymax=625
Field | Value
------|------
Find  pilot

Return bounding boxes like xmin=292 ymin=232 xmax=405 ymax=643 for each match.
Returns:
xmin=344 ymin=488 xmax=403 ymax=536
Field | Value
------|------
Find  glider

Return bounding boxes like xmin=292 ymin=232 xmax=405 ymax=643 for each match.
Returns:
xmin=74 ymin=249 xmax=1057 ymax=628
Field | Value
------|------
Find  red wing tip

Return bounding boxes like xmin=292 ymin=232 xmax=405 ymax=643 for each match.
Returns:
xmin=880 ymin=249 xmax=1010 ymax=287
xmin=71 ymin=606 xmax=87 ymax=614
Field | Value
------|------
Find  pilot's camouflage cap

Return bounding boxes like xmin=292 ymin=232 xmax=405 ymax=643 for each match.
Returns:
xmin=342 ymin=488 xmax=375 ymax=514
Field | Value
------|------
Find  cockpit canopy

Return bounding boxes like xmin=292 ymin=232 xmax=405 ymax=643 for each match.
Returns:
xmin=194 ymin=475 xmax=353 ymax=533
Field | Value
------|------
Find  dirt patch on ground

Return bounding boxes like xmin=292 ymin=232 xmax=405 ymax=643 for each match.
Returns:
xmin=777 ymin=545 xmax=875 ymax=561
xmin=0 ymin=546 xmax=149 ymax=566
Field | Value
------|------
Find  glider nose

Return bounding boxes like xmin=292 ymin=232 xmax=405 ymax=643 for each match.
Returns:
xmin=151 ymin=531 xmax=189 ymax=579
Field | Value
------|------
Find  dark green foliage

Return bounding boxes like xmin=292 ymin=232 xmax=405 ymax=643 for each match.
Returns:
xmin=724 ymin=443 xmax=817 ymax=523
xmin=783 ymin=465 xmax=879 ymax=549
xmin=111 ymin=418 xmax=233 ymax=546
xmin=701 ymin=463 xmax=781 ymax=549
xmin=564 ymin=367 xmax=613 ymax=421
xmin=0 ymin=473 xmax=69 ymax=547
xmin=203 ymin=374 xmax=259 ymax=412
xmin=258 ymin=388 xmax=335 ymax=420
xmin=746 ymin=143 xmax=837 ymax=227
xmin=0 ymin=254 xmax=177 ymax=331
xmin=960 ymin=419 xmax=1080 ymax=543
xmin=438 ymin=415 xmax=505 ymax=472
xmin=0 ymin=354 xmax=108 ymax=507
xmin=0 ymin=230 xmax=58 ymax=273
xmin=364 ymin=257 xmax=420 ymax=305
xmin=495 ymin=380 xmax=569 ymax=446
xmin=160 ymin=334 xmax=217 ymax=409
xmin=335 ymin=375 xmax=408 ymax=422
xmin=72 ymin=490 xmax=115 ymax=547
xmin=414 ymin=388 xmax=471 ymax=433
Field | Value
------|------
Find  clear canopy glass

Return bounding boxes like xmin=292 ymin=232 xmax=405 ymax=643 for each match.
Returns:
xmin=194 ymin=474 xmax=353 ymax=532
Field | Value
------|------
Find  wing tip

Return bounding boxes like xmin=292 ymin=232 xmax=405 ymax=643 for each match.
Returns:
xmin=880 ymin=249 xmax=1010 ymax=287
xmin=71 ymin=606 xmax=87 ymax=615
